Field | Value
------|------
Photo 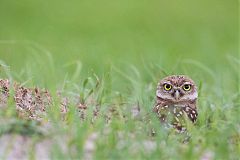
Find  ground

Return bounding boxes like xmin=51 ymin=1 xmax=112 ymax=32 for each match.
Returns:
xmin=0 ymin=0 xmax=239 ymax=159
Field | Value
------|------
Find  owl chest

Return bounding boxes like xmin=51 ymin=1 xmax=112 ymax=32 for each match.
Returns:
xmin=155 ymin=103 xmax=198 ymax=126
xmin=157 ymin=105 xmax=185 ymax=121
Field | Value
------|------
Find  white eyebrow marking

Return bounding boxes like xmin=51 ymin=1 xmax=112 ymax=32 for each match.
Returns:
xmin=182 ymin=82 xmax=192 ymax=85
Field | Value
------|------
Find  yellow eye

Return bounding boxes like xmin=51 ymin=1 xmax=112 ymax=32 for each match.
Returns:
xmin=163 ymin=84 xmax=172 ymax=91
xmin=183 ymin=84 xmax=191 ymax=91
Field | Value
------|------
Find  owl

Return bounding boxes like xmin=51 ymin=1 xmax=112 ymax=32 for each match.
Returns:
xmin=153 ymin=75 xmax=198 ymax=132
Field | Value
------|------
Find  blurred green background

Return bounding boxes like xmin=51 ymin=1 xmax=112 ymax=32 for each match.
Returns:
xmin=0 ymin=1 xmax=239 ymax=159
xmin=0 ymin=0 xmax=238 ymax=88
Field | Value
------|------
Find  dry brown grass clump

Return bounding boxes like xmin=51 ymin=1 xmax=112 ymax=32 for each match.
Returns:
xmin=0 ymin=79 xmax=114 ymax=122
xmin=14 ymin=84 xmax=52 ymax=120
xmin=0 ymin=79 xmax=52 ymax=120
xmin=0 ymin=79 xmax=10 ymax=108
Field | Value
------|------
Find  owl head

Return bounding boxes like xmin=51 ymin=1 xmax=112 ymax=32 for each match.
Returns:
xmin=156 ymin=75 xmax=198 ymax=103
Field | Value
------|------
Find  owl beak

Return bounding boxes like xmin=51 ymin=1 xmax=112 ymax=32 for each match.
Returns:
xmin=174 ymin=90 xmax=180 ymax=100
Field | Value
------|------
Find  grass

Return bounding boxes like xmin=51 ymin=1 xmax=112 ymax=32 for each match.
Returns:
xmin=0 ymin=0 xmax=239 ymax=159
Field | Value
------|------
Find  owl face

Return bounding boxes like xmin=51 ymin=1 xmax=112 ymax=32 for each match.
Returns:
xmin=156 ymin=75 xmax=198 ymax=103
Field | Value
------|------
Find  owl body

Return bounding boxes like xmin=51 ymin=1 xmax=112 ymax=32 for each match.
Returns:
xmin=154 ymin=75 xmax=198 ymax=131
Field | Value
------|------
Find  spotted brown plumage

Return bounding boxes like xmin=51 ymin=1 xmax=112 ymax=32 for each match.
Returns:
xmin=153 ymin=75 xmax=198 ymax=132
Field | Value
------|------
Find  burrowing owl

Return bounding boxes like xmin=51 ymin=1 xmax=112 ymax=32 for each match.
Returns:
xmin=153 ymin=75 xmax=198 ymax=132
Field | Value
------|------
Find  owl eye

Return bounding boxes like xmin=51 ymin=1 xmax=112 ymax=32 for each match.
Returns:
xmin=163 ymin=84 xmax=172 ymax=91
xmin=183 ymin=84 xmax=191 ymax=91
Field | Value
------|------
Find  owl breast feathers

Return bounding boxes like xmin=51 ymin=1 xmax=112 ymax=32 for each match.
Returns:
xmin=153 ymin=75 xmax=198 ymax=131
